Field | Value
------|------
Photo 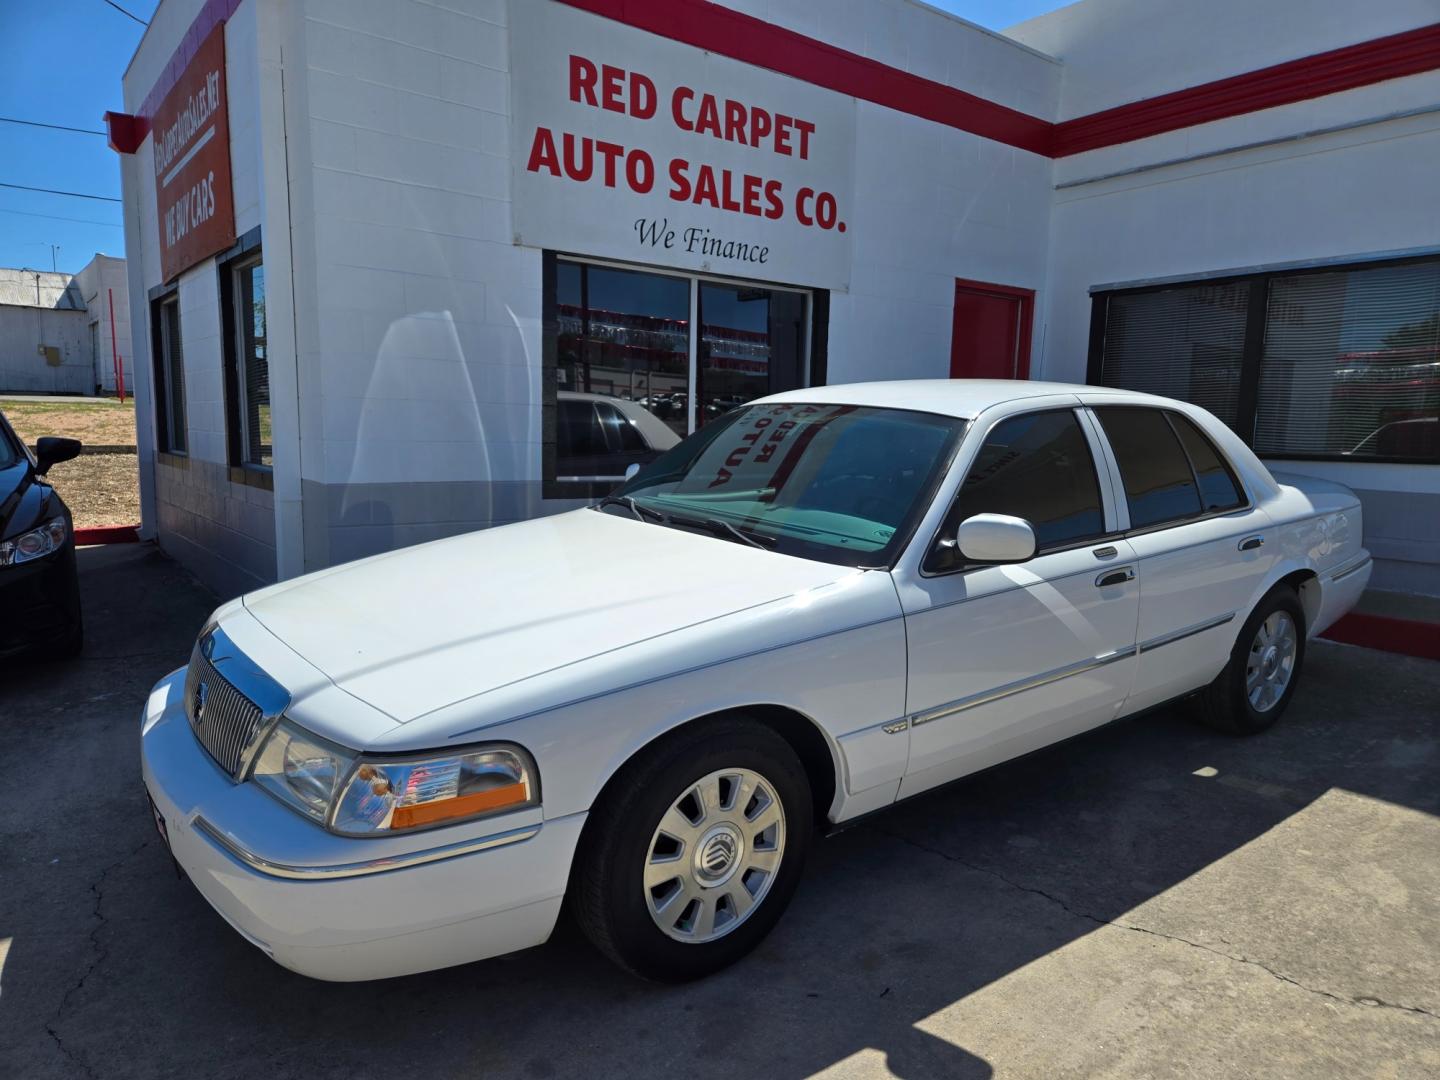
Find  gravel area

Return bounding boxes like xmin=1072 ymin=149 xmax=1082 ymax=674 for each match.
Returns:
xmin=45 ymin=452 xmax=141 ymax=528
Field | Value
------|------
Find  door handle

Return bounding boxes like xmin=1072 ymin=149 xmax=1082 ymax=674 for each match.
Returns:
xmin=1238 ymin=535 xmax=1265 ymax=552
xmin=1095 ymin=566 xmax=1135 ymax=588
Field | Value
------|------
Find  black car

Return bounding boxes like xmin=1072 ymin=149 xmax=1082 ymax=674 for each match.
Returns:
xmin=0 ymin=409 xmax=83 ymax=660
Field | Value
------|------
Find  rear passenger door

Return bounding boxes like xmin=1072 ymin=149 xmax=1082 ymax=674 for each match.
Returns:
xmin=896 ymin=406 xmax=1140 ymax=799
xmin=1087 ymin=404 xmax=1276 ymax=713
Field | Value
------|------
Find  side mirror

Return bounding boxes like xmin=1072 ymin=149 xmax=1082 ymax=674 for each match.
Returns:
xmin=34 ymin=436 xmax=82 ymax=476
xmin=954 ymin=513 xmax=1037 ymax=564
xmin=623 ymin=463 xmax=641 ymax=481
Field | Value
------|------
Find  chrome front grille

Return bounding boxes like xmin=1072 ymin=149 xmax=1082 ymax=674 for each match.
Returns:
xmin=183 ymin=626 xmax=290 ymax=780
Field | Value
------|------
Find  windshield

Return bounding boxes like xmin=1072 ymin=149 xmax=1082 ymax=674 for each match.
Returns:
xmin=609 ymin=402 xmax=964 ymax=568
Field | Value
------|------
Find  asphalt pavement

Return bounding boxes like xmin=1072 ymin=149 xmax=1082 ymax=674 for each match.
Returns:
xmin=2 ymin=543 xmax=1436 ymax=1079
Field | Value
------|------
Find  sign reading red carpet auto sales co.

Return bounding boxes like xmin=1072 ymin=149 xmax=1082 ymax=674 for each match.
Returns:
xmin=152 ymin=24 xmax=235 ymax=283
xmin=511 ymin=1 xmax=856 ymax=290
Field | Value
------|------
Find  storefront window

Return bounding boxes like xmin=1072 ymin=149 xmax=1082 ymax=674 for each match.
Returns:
xmin=1090 ymin=254 xmax=1440 ymax=462
xmin=547 ymin=256 xmax=815 ymax=493
xmin=698 ymin=283 xmax=806 ymax=428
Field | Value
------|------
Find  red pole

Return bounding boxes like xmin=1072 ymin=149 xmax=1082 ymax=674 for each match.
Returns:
xmin=107 ymin=287 xmax=126 ymax=402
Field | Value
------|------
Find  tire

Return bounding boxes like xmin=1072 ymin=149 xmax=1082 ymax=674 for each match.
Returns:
xmin=1194 ymin=586 xmax=1306 ymax=735
xmin=35 ymin=615 xmax=83 ymax=661
xmin=571 ymin=716 xmax=813 ymax=981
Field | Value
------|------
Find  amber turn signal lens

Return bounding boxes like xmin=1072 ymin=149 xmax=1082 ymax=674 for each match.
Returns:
xmin=388 ymin=782 xmax=530 ymax=830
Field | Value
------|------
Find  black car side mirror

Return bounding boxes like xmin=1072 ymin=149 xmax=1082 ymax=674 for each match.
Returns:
xmin=34 ymin=436 xmax=82 ymax=476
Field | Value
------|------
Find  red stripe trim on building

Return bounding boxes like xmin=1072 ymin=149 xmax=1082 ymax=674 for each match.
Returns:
xmin=105 ymin=0 xmax=242 ymax=152
xmin=1321 ymin=611 xmax=1440 ymax=662
xmin=108 ymin=0 xmax=1440 ymax=163
xmin=1052 ymin=22 xmax=1440 ymax=156
xmin=554 ymin=0 xmax=1055 ymax=154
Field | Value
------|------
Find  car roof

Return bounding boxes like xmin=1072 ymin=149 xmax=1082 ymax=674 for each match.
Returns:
xmin=753 ymin=379 xmax=1161 ymax=420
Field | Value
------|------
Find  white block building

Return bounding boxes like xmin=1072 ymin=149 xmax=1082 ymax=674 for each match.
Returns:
xmin=0 ymin=256 xmax=133 ymax=397
xmin=110 ymin=0 xmax=1440 ymax=599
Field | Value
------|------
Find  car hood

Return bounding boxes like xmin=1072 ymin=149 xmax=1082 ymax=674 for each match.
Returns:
xmin=241 ymin=509 xmax=856 ymax=724
xmin=0 ymin=461 xmax=51 ymax=542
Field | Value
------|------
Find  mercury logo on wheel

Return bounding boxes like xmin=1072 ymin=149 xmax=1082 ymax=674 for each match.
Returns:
xmin=701 ymin=832 xmax=737 ymax=876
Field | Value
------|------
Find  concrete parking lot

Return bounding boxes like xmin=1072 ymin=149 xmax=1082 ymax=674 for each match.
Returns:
xmin=2 ymin=544 xmax=1437 ymax=1079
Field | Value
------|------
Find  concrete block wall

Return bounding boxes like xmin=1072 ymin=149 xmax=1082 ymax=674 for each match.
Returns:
xmin=124 ymin=0 xmax=276 ymax=599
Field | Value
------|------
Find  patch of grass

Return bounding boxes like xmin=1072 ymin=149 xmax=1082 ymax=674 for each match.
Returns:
xmin=2 ymin=398 xmax=138 ymax=448
xmin=46 ymin=453 xmax=141 ymax=528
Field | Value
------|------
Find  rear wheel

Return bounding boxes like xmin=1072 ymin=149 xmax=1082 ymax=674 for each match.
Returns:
xmin=571 ymin=717 xmax=813 ymax=981
xmin=1195 ymin=587 xmax=1305 ymax=735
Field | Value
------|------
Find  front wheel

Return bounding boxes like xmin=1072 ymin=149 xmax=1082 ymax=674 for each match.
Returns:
xmin=1194 ymin=587 xmax=1306 ymax=735
xmin=570 ymin=717 xmax=813 ymax=981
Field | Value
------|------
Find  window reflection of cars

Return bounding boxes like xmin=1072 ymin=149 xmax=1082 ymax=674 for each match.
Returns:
xmin=557 ymin=390 xmax=680 ymax=482
xmin=1343 ymin=416 xmax=1438 ymax=458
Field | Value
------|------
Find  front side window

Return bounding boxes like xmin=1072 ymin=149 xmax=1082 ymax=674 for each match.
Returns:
xmin=613 ymin=403 xmax=963 ymax=568
xmin=228 ymin=255 xmax=270 ymax=468
xmin=1095 ymin=407 xmax=1203 ymax=529
xmin=152 ymin=294 xmax=187 ymax=454
xmin=930 ymin=409 xmax=1104 ymax=572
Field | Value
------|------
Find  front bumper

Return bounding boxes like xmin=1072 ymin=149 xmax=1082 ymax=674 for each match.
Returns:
xmin=140 ymin=668 xmax=585 ymax=981
xmin=0 ymin=540 xmax=80 ymax=657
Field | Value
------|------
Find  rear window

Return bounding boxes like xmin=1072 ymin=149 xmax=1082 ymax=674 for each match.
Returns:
xmin=1169 ymin=413 xmax=1245 ymax=511
xmin=1095 ymin=406 xmax=1203 ymax=529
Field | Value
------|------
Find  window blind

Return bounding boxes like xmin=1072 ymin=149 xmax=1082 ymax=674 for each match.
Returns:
xmin=1255 ymin=261 xmax=1440 ymax=459
xmin=1098 ymin=282 xmax=1249 ymax=432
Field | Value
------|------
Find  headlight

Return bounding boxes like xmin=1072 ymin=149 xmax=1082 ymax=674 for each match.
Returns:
xmin=249 ymin=719 xmax=538 ymax=836
xmin=0 ymin=516 xmax=67 ymax=566
xmin=331 ymin=746 xmax=538 ymax=836
xmin=250 ymin=720 xmax=352 ymax=824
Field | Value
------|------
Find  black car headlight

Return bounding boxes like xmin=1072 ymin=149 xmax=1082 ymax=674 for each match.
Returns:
xmin=0 ymin=516 xmax=67 ymax=566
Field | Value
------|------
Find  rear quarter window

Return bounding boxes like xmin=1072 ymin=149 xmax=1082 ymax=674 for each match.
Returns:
xmin=1168 ymin=413 xmax=1246 ymax=511
xmin=1095 ymin=406 xmax=1203 ymax=529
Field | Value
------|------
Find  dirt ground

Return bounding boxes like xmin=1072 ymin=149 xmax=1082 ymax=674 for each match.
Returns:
xmin=3 ymin=398 xmax=137 ymax=448
xmin=44 ymin=453 xmax=141 ymax=528
xmin=2 ymin=398 xmax=142 ymax=527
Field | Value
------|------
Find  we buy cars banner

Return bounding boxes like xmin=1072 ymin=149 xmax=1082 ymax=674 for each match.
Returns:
xmin=152 ymin=24 xmax=236 ymax=283
xmin=511 ymin=0 xmax=857 ymax=290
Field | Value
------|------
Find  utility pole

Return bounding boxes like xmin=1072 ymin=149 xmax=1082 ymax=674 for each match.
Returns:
xmin=49 ymin=244 xmax=60 ymax=272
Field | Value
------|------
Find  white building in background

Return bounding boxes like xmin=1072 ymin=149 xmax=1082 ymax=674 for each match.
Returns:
xmin=107 ymin=0 xmax=1439 ymax=600
xmin=0 ymin=256 xmax=133 ymax=397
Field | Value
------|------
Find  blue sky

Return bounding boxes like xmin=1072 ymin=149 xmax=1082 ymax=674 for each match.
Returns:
xmin=0 ymin=0 xmax=1066 ymax=276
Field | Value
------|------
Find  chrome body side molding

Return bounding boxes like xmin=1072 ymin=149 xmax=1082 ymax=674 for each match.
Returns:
xmin=193 ymin=816 xmax=541 ymax=880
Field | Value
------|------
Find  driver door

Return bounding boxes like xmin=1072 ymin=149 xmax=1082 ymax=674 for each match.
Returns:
xmin=893 ymin=407 xmax=1141 ymax=799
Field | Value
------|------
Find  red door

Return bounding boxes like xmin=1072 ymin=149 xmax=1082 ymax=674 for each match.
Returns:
xmin=950 ymin=278 xmax=1034 ymax=380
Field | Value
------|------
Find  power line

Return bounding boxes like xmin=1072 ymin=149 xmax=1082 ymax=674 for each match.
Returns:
xmin=0 ymin=206 xmax=124 ymax=229
xmin=0 ymin=181 xmax=122 ymax=203
xmin=99 ymin=0 xmax=148 ymax=26
xmin=0 ymin=116 xmax=107 ymax=137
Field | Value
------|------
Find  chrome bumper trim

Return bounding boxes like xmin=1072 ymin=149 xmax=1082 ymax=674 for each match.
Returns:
xmin=910 ymin=646 xmax=1136 ymax=727
xmin=1137 ymin=612 xmax=1236 ymax=654
xmin=1330 ymin=556 xmax=1371 ymax=583
xmin=192 ymin=817 xmax=541 ymax=880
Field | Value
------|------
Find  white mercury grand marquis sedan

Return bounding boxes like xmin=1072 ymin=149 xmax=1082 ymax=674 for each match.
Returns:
xmin=141 ymin=380 xmax=1372 ymax=982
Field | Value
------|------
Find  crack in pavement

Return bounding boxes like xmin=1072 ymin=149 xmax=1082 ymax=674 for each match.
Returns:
xmin=868 ymin=824 xmax=1439 ymax=1023
xmin=44 ymin=837 xmax=153 ymax=1079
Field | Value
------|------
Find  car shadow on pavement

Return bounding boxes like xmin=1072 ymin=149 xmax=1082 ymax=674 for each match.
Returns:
xmin=2 ymin=544 xmax=1436 ymax=1079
